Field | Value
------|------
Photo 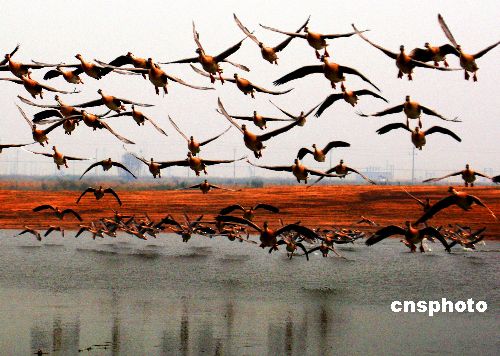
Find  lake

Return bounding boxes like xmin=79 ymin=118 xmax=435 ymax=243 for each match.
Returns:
xmin=0 ymin=230 xmax=498 ymax=355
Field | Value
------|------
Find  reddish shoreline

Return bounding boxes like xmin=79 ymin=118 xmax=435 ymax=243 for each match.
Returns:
xmin=1 ymin=185 xmax=499 ymax=239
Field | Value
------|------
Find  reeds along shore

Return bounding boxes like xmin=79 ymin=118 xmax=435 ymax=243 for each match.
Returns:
xmin=1 ymin=185 xmax=498 ymax=239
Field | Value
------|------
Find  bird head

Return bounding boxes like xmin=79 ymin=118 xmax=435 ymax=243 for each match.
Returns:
xmin=97 ymin=89 xmax=102 ymax=95
xmin=126 ymin=52 xmax=133 ymax=57
xmin=405 ymin=95 xmax=410 ymax=102
xmin=258 ymin=42 xmax=264 ymax=48
xmin=465 ymin=163 xmax=470 ymax=169
xmin=189 ymin=135 xmax=194 ymax=141
xmin=233 ymin=73 xmax=239 ymax=79
xmin=312 ymin=143 xmax=316 ymax=149
xmin=241 ymin=124 xmax=247 ymax=131
xmin=253 ymin=110 xmax=257 ymax=116
xmin=340 ymin=159 xmax=344 ymax=164
xmin=195 ymin=48 xmax=202 ymax=54
xmin=75 ymin=54 xmax=82 ymax=60
xmin=399 ymin=45 xmax=405 ymax=52
xmin=303 ymin=26 xmax=309 ymax=33
xmin=4 ymin=53 xmax=10 ymax=60
xmin=424 ymin=42 xmax=430 ymax=49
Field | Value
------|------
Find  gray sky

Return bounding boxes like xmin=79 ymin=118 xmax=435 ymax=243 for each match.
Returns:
xmin=0 ymin=0 xmax=498 ymax=181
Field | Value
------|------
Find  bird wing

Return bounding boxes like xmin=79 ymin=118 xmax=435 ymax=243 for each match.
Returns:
xmin=233 ymin=13 xmax=261 ymax=45
xmin=401 ymin=187 xmax=425 ymax=206
xmin=425 ymin=126 xmax=461 ymax=142
xmin=259 ymin=24 xmax=307 ymax=38
xmin=354 ymin=89 xmax=388 ymax=103
xmin=269 ymin=100 xmax=296 ymax=119
xmin=71 ymin=98 xmax=105 ymax=108
xmin=322 ymin=141 xmax=351 ymax=154
xmin=115 ymin=97 xmax=154 ymax=107
xmin=493 ymin=175 xmax=500 ymax=184
xmin=414 ymin=195 xmax=458 ymax=225
xmin=76 ymin=188 xmax=94 ymax=203
xmin=376 ymin=122 xmax=411 ymax=135
xmin=62 ymin=209 xmax=83 ymax=221
xmin=420 ymin=227 xmax=450 ymax=251
xmin=258 ymin=118 xmax=300 ymax=141
xmin=99 ymin=120 xmax=135 ymax=144
xmin=158 ymin=159 xmax=189 ymax=168
xmin=253 ymin=204 xmax=280 ymax=213
xmin=43 ymin=69 xmax=63 ymax=80
xmin=141 ymin=116 xmax=167 ymax=136
xmin=437 ymin=14 xmax=459 ymax=48
xmin=192 ymin=21 xmax=205 ymax=53
xmin=202 ymin=156 xmax=246 ymax=166
xmin=473 ymin=171 xmax=492 ymax=179
xmin=164 ymin=72 xmax=215 ymax=90
xmin=79 ymin=161 xmax=103 ymax=179
xmin=247 ymin=160 xmax=292 ymax=172
xmin=200 ymin=126 xmax=232 ymax=146
xmin=352 ymin=24 xmax=397 ymax=59
xmin=219 ymin=204 xmax=245 ymax=215
xmin=104 ymin=188 xmax=122 ymax=206
xmin=252 ymin=83 xmax=293 ymax=95
xmin=17 ymin=95 xmax=60 ymax=109
xmin=365 ymin=225 xmax=407 ymax=245
xmin=33 ymin=109 xmax=63 ymax=122
xmin=107 ymin=54 xmax=133 ymax=67
xmin=33 ymin=204 xmax=55 ymax=212
xmin=112 ymin=162 xmax=137 ymax=178
xmin=314 ymin=93 xmax=343 ymax=117
xmin=0 ymin=143 xmax=30 ymax=149
xmin=338 ymin=65 xmax=381 ymax=92
xmin=190 ymin=64 xmax=235 ymax=83
xmin=0 ymin=44 xmax=20 ymax=65
xmin=468 ymin=196 xmax=497 ymax=220
xmin=473 ymin=40 xmax=500 ymax=59
xmin=409 ymin=47 xmax=434 ymax=62
xmin=93 ymin=60 xmax=149 ymax=73
xmin=306 ymin=167 xmax=343 ymax=177
xmin=168 ymin=116 xmax=189 ymax=141
xmin=37 ymin=82 xmax=80 ymax=94
xmin=0 ymin=77 xmax=23 ymax=84
xmin=420 ymin=105 xmax=459 ymax=122
xmin=357 ymin=104 xmax=404 ymax=117
xmin=16 ymin=104 xmax=34 ymax=130
xmin=217 ymin=98 xmax=244 ymax=133
xmin=276 ymin=224 xmax=320 ymax=242
xmin=214 ymin=38 xmax=246 ymax=62
xmin=297 ymin=147 xmax=313 ymax=160
xmin=346 ymin=166 xmax=376 ymax=184
xmin=273 ymin=65 xmax=323 ymax=85
xmin=273 ymin=15 xmax=311 ymax=52
xmin=215 ymin=215 xmax=262 ymax=232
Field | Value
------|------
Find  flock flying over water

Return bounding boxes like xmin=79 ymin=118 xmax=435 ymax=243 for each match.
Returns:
xmin=2 ymin=13 xmax=499 ymax=255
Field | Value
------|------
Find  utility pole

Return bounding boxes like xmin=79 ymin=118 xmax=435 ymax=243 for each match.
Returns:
xmin=233 ymin=148 xmax=236 ymax=185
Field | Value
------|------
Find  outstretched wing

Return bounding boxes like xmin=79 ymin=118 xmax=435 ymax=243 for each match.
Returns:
xmin=252 ymin=83 xmax=293 ymax=95
xmin=259 ymin=24 xmax=307 ymax=39
xmin=425 ymin=126 xmax=461 ymax=142
xmin=322 ymin=141 xmax=351 ymax=154
xmin=473 ymin=41 xmax=500 ymax=59
xmin=420 ymin=227 xmax=450 ymax=251
xmin=345 ymin=166 xmax=375 ymax=184
xmin=214 ymin=38 xmax=246 ymax=62
xmin=76 ymin=188 xmax=94 ymax=203
xmin=168 ymin=115 xmax=189 ymax=141
xmin=339 ymin=65 xmax=381 ymax=92
xmin=0 ymin=44 xmax=20 ymax=65
xmin=33 ymin=204 xmax=55 ymax=212
xmin=355 ymin=89 xmax=388 ymax=103
xmin=253 ymin=203 xmax=279 ymax=213
xmin=352 ymin=24 xmax=397 ymax=59
xmin=215 ymin=215 xmax=262 ymax=232
xmin=297 ymin=147 xmax=313 ymax=160
xmin=414 ymin=195 xmax=458 ymax=225
xmin=79 ymin=161 xmax=102 ymax=179
xmin=258 ymin=119 xmax=300 ymax=141
xmin=423 ymin=170 xmax=462 ymax=183
xmin=437 ymin=14 xmax=459 ymax=48
xmin=219 ymin=204 xmax=245 ymax=215
xmin=200 ymin=126 xmax=232 ymax=146
xmin=104 ymin=188 xmax=122 ymax=206
xmin=376 ymin=122 xmax=411 ymax=135
xmin=247 ymin=160 xmax=292 ymax=172
xmin=420 ymin=105 xmax=459 ymax=122
xmin=315 ymin=93 xmax=343 ymax=117
xmin=273 ymin=65 xmax=323 ymax=86
xmin=269 ymin=100 xmax=296 ymax=119
xmin=401 ymin=187 xmax=425 ymax=207
xmin=233 ymin=13 xmax=260 ymax=46
xmin=274 ymin=15 xmax=311 ymax=52
xmin=356 ymin=104 xmax=403 ymax=117
xmin=217 ymin=98 xmax=243 ymax=133
xmin=164 ymin=72 xmax=215 ymax=90
xmin=365 ymin=225 xmax=406 ymax=245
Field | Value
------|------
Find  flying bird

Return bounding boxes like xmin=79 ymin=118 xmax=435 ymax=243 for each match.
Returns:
xmin=76 ymin=186 xmax=122 ymax=206
xmin=168 ymin=115 xmax=230 ymax=155
xmin=179 ymin=179 xmax=239 ymax=194
xmin=25 ymin=145 xmax=89 ymax=169
xmin=376 ymin=123 xmax=461 ymax=150
xmin=269 ymin=100 xmax=321 ymax=126
xmin=423 ymin=164 xmax=495 ymax=187
xmin=357 ymin=95 xmax=459 ymax=127
xmin=233 ymin=14 xmax=310 ymax=64
xmin=351 ymin=24 xmax=459 ymax=80
xmin=309 ymin=159 xmax=375 ymax=186
xmin=16 ymin=105 xmax=65 ymax=146
xmin=215 ymin=108 xmax=293 ymax=130
xmin=315 ymin=86 xmax=388 ymax=117
xmin=105 ymin=105 xmax=168 ymax=137
xmin=79 ymin=158 xmax=137 ymax=179
xmin=219 ymin=203 xmax=279 ymax=221
xmin=66 ymin=89 xmax=153 ymax=113
xmin=296 ymin=140 xmax=350 ymax=162
xmin=33 ymin=205 xmax=83 ymax=221
xmin=0 ymin=71 xmax=78 ymax=99
xmin=438 ymin=14 xmax=499 ymax=81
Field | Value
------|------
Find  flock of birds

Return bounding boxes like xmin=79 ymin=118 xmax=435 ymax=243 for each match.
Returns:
xmin=2 ymin=13 xmax=499 ymax=255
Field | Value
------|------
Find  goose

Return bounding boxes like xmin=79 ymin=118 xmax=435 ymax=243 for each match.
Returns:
xmin=162 ymin=21 xmax=249 ymax=83
xmin=273 ymin=55 xmax=380 ymax=91
xmin=357 ymin=95 xmax=459 ymax=127
xmin=423 ymin=164 xmax=495 ymax=187
xmin=215 ymin=108 xmax=293 ymax=130
xmin=106 ymin=105 xmax=168 ymax=137
xmin=296 ymin=140 xmax=350 ymax=162
xmin=33 ymin=205 xmax=83 ymax=221
xmin=79 ymin=158 xmax=137 ymax=179
xmin=233 ymin=14 xmax=309 ymax=64
xmin=315 ymin=86 xmax=388 ymax=117
xmin=16 ymin=226 xmax=42 ymax=241
xmin=269 ymin=100 xmax=321 ymax=126
xmin=76 ymin=186 xmax=122 ymax=205
xmin=410 ymin=42 xmax=459 ymax=67
xmin=0 ymin=71 xmax=78 ymax=99
xmin=17 ymin=105 xmax=65 ymax=146
xmin=309 ymin=159 xmax=375 ymax=186
xmin=26 ymin=145 xmax=89 ymax=169
xmin=366 ymin=221 xmax=450 ymax=252
xmin=168 ymin=115 xmax=230 ymax=155
xmin=351 ymin=24 xmax=459 ymax=80
xmin=438 ymin=14 xmax=499 ymax=81
xmin=217 ymin=98 xmax=301 ymax=158
xmin=414 ymin=187 xmax=498 ymax=225
xmin=219 ymin=203 xmax=279 ymax=221
xmin=68 ymin=89 xmax=153 ymax=113
xmin=376 ymin=123 xmax=461 ymax=150
xmin=192 ymin=65 xmax=292 ymax=97
xmin=179 ymin=180 xmax=239 ymax=194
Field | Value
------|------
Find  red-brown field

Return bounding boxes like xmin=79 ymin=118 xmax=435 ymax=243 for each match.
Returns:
xmin=1 ymin=185 xmax=499 ymax=239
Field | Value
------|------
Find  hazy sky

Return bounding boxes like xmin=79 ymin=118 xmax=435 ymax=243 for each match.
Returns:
xmin=0 ymin=0 xmax=498 ymax=181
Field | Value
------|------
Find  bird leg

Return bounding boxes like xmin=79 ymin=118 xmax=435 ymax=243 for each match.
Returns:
xmin=472 ymin=72 xmax=477 ymax=82
xmin=340 ymin=82 xmax=346 ymax=91
xmin=465 ymin=182 xmax=468 ymax=187
xmin=443 ymin=58 xmax=449 ymax=67
xmin=163 ymin=86 xmax=168 ymax=95
xmin=154 ymin=86 xmax=159 ymax=95
xmin=323 ymin=48 xmax=330 ymax=57
xmin=217 ymin=70 xmax=225 ymax=84
xmin=407 ymin=72 xmax=413 ymax=81
xmin=434 ymin=61 xmax=439 ymax=67
xmin=410 ymin=244 xmax=417 ymax=253
xmin=315 ymin=50 xmax=320 ymax=59
xmin=64 ymin=162 xmax=68 ymax=168
xmin=418 ymin=117 xmax=422 ymax=129
xmin=250 ymin=91 xmax=255 ymax=99
xmin=419 ymin=243 xmax=425 ymax=253
xmin=397 ymin=70 xmax=403 ymax=79
xmin=464 ymin=70 xmax=470 ymax=80
xmin=330 ymin=81 xmax=337 ymax=89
